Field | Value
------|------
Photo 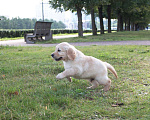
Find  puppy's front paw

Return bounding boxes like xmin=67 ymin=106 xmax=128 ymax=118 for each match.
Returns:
xmin=56 ymin=73 xmax=64 ymax=79
xmin=87 ymin=86 xmax=93 ymax=89
xmin=87 ymin=85 xmax=97 ymax=89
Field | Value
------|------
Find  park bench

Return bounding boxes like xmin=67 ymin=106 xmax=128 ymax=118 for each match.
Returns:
xmin=24 ymin=21 xmax=53 ymax=44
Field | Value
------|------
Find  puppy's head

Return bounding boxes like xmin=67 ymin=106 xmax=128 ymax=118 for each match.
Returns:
xmin=51 ymin=42 xmax=76 ymax=61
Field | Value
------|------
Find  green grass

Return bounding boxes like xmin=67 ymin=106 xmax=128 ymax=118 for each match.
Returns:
xmin=0 ymin=32 xmax=92 ymax=41
xmin=37 ymin=30 xmax=150 ymax=44
xmin=0 ymin=45 xmax=150 ymax=119
xmin=1 ymin=30 xmax=150 ymax=43
xmin=0 ymin=37 xmax=24 ymax=41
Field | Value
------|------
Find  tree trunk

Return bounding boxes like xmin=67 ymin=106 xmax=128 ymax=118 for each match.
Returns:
xmin=120 ymin=15 xmax=123 ymax=31
xmin=76 ymin=7 xmax=83 ymax=37
xmin=135 ymin=23 xmax=138 ymax=31
xmin=107 ymin=5 xmax=111 ymax=33
xmin=98 ymin=5 xmax=104 ymax=34
xmin=117 ymin=12 xmax=120 ymax=32
xmin=131 ymin=22 xmax=134 ymax=31
xmin=117 ymin=10 xmax=123 ymax=31
xmin=127 ymin=18 xmax=130 ymax=31
xmin=91 ymin=8 xmax=97 ymax=35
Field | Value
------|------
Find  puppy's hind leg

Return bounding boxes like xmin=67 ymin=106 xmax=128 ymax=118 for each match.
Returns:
xmin=87 ymin=79 xmax=99 ymax=89
xmin=67 ymin=77 xmax=72 ymax=82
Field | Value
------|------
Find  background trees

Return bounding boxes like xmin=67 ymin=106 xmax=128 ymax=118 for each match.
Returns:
xmin=112 ymin=0 xmax=150 ymax=31
xmin=49 ymin=0 xmax=150 ymax=36
xmin=0 ymin=16 xmax=66 ymax=29
xmin=1 ymin=0 xmax=150 ymax=34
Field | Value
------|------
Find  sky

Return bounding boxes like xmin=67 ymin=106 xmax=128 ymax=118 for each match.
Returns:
xmin=0 ymin=0 xmax=90 ymax=29
xmin=0 ymin=0 xmax=50 ymax=19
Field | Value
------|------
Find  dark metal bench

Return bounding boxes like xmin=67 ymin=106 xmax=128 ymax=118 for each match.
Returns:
xmin=24 ymin=21 xmax=53 ymax=44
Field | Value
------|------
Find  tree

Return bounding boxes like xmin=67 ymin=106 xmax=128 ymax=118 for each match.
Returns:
xmin=49 ymin=0 xmax=84 ymax=36
xmin=111 ymin=0 xmax=150 ymax=31
xmin=84 ymin=0 xmax=97 ymax=35
xmin=98 ymin=5 xmax=104 ymax=34
xmin=97 ymin=0 xmax=112 ymax=33
xmin=91 ymin=8 xmax=97 ymax=35
xmin=110 ymin=0 xmax=124 ymax=31
xmin=76 ymin=5 xmax=83 ymax=36
xmin=107 ymin=5 xmax=111 ymax=33
xmin=129 ymin=0 xmax=150 ymax=30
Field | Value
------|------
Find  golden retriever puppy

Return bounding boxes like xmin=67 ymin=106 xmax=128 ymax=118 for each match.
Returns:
xmin=51 ymin=42 xmax=118 ymax=91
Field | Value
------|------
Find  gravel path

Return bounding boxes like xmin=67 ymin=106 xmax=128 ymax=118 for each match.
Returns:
xmin=0 ymin=34 xmax=150 ymax=47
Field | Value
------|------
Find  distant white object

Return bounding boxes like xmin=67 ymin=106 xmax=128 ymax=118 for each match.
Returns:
xmin=145 ymin=27 xmax=150 ymax=30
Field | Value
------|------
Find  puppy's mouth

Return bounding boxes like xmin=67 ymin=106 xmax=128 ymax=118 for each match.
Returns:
xmin=51 ymin=54 xmax=63 ymax=61
xmin=55 ymin=57 xmax=63 ymax=61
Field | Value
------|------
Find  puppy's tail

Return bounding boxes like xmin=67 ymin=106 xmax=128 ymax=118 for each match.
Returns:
xmin=104 ymin=62 xmax=118 ymax=79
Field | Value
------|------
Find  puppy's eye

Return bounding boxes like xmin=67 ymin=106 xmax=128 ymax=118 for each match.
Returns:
xmin=58 ymin=49 xmax=61 ymax=52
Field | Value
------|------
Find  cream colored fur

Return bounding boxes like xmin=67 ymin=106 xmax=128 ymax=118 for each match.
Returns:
xmin=51 ymin=42 xmax=118 ymax=91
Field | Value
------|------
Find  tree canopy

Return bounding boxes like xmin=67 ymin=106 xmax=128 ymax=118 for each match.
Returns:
xmin=49 ymin=0 xmax=85 ymax=36
xmin=49 ymin=0 xmax=150 ymax=36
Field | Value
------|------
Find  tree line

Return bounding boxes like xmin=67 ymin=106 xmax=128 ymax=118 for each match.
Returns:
xmin=49 ymin=0 xmax=150 ymax=36
xmin=0 ymin=16 xmax=66 ymax=29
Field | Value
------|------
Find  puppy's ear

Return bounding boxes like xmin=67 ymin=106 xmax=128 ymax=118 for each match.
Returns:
xmin=67 ymin=48 xmax=76 ymax=60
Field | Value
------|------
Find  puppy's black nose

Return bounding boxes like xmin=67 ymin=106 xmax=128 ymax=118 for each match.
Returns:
xmin=51 ymin=53 xmax=54 ymax=57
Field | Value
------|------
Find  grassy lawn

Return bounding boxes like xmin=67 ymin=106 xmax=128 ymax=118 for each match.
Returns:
xmin=0 ymin=30 xmax=150 ymax=43
xmin=0 ymin=32 xmax=92 ymax=41
xmin=0 ymin=45 xmax=150 ymax=119
xmin=37 ymin=30 xmax=150 ymax=44
xmin=0 ymin=37 xmax=24 ymax=41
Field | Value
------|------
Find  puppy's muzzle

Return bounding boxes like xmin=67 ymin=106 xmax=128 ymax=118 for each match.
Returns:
xmin=51 ymin=53 xmax=62 ymax=61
